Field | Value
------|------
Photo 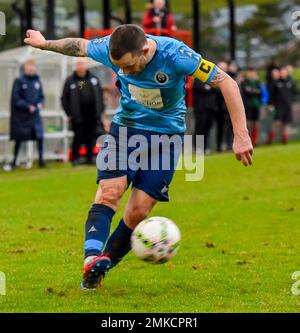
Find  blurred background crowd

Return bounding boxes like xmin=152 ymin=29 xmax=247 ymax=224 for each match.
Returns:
xmin=1 ymin=0 xmax=300 ymax=169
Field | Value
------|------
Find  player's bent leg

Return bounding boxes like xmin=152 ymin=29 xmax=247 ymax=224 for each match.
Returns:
xmin=123 ymin=188 xmax=157 ymax=228
xmin=81 ymin=176 xmax=128 ymax=290
xmin=103 ymin=188 xmax=157 ymax=267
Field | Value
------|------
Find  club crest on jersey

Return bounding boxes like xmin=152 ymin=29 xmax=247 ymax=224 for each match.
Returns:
xmin=155 ymin=72 xmax=169 ymax=85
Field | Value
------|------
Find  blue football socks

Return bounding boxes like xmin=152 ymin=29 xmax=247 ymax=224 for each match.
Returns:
xmin=103 ymin=218 xmax=133 ymax=267
xmin=84 ymin=204 xmax=115 ymax=258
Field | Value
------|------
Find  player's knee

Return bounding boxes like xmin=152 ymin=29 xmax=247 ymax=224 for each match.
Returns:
xmin=95 ymin=182 xmax=124 ymax=209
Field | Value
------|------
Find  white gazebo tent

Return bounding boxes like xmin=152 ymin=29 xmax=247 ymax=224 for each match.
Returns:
xmin=0 ymin=45 xmax=116 ymax=167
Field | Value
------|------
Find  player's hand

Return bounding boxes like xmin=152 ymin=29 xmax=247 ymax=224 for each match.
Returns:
xmin=24 ymin=30 xmax=47 ymax=49
xmin=232 ymin=131 xmax=253 ymax=167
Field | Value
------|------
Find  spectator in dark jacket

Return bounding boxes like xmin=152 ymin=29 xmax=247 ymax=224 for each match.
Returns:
xmin=266 ymin=59 xmax=280 ymax=86
xmin=10 ymin=59 xmax=45 ymax=168
xmin=269 ymin=65 xmax=297 ymax=144
xmin=227 ymin=61 xmax=238 ymax=81
xmin=241 ymin=67 xmax=262 ymax=146
xmin=142 ymin=0 xmax=177 ymax=31
xmin=221 ymin=61 xmax=238 ymax=149
xmin=61 ymin=58 xmax=106 ymax=166
xmin=214 ymin=61 xmax=228 ymax=152
xmin=193 ymin=78 xmax=218 ymax=154
xmin=267 ymin=68 xmax=280 ymax=106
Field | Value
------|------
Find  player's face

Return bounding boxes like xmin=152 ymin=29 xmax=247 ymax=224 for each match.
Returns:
xmin=110 ymin=51 xmax=148 ymax=75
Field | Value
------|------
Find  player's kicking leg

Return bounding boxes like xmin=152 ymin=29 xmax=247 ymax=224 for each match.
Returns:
xmin=103 ymin=187 xmax=157 ymax=267
xmin=81 ymin=176 xmax=127 ymax=290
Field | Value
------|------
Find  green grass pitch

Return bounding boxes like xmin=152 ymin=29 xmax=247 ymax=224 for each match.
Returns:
xmin=0 ymin=142 xmax=300 ymax=313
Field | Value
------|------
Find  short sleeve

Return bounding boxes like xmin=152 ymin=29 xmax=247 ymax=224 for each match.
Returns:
xmin=87 ymin=36 xmax=112 ymax=68
xmin=172 ymin=42 xmax=217 ymax=84
xmin=172 ymin=43 xmax=202 ymax=76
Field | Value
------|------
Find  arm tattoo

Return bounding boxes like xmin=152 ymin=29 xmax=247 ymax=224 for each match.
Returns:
xmin=210 ymin=67 xmax=231 ymax=87
xmin=42 ymin=38 xmax=87 ymax=57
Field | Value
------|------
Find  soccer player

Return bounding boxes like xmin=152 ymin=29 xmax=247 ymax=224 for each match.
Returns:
xmin=24 ymin=24 xmax=253 ymax=290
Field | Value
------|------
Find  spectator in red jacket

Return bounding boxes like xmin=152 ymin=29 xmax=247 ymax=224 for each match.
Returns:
xmin=142 ymin=0 xmax=177 ymax=31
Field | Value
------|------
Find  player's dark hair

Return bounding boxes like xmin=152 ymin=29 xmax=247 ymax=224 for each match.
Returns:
xmin=109 ymin=24 xmax=147 ymax=60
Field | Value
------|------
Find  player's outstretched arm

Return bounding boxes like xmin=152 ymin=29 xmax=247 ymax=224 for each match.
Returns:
xmin=210 ymin=67 xmax=253 ymax=167
xmin=24 ymin=30 xmax=88 ymax=57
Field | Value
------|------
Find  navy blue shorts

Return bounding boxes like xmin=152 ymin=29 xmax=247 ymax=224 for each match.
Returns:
xmin=96 ymin=122 xmax=184 ymax=202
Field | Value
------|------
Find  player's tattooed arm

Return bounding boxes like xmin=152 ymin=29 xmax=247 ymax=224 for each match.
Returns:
xmin=42 ymin=38 xmax=88 ymax=57
xmin=209 ymin=67 xmax=231 ymax=88
xmin=24 ymin=30 xmax=88 ymax=57
xmin=209 ymin=65 xmax=253 ymax=166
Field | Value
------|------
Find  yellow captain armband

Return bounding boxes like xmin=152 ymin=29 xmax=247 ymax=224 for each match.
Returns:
xmin=192 ymin=58 xmax=216 ymax=83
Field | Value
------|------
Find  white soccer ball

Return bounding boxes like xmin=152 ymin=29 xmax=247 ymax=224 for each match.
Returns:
xmin=131 ymin=216 xmax=181 ymax=264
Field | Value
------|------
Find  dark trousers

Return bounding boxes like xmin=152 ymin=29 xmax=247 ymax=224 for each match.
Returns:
xmin=72 ymin=120 xmax=96 ymax=163
xmin=13 ymin=139 xmax=44 ymax=166
xmin=214 ymin=110 xmax=225 ymax=152
xmin=223 ymin=114 xmax=233 ymax=150
xmin=194 ymin=108 xmax=216 ymax=151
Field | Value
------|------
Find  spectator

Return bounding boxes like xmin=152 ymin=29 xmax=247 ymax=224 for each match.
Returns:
xmin=10 ymin=59 xmax=45 ymax=169
xmin=142 ymin=0 xmax=177 ymax=31
xmin=227 ymin=61 xmax=239 ymax=81
xmin=61 ymin=58 xmax=106 ymax=166
xmin=193 ymin=78 xmax=218 ymax=154
xmin=220 ymin=60 xmax=238 ymax=150
xmin=266 ymin=59 xmax=280 ymax=86
xmin=241 ymin=67 xmax=262 ymax=146
xmin=214 ymin=61 xmax=228 ymax=152
xmin=268 ymin=65 xmax=297 ymax=144
xmin=267 ymin=68 xmax=280 ymax=107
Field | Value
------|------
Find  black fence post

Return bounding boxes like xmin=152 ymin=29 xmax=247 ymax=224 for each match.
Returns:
xmin=102 ymin=0 xmax=111 ymax=29
xmin=78 ymin=0 xmax=86 ymax=37
xmin=192 ymin=0 xmax=201 ymax=52
xmin=228 ymin=0 xmax=236 ymax=61
xmin=46 ymin=0 xmax=55 ymax=40
xmin=24 ymin=0 xmax=33 ymax=31
xmin=124 ymin=0 xmax=132 ymax=24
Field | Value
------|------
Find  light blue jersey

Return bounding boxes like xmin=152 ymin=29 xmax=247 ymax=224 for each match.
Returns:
xmin=87 ymin=34 xmax=217 ymax=134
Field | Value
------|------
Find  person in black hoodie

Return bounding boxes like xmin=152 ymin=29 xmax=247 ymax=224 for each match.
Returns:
xmin=269 ymin=65 xmax=297 ymax=144
xmin=193 ymin=77 xmax=218 ymax=154
xmin=241 ymin=67 xmax=262 ymax=146
xmin=214 ymin=61 xmax=229 ymax=152
xmin=10 ymin=59 xmax=45 ymax=168
xmin=61 ymin=58 xmax=106 ymax=166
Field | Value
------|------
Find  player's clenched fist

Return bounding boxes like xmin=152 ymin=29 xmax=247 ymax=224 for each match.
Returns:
xmin=24 ymin=30 xmax=47 ymax=49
